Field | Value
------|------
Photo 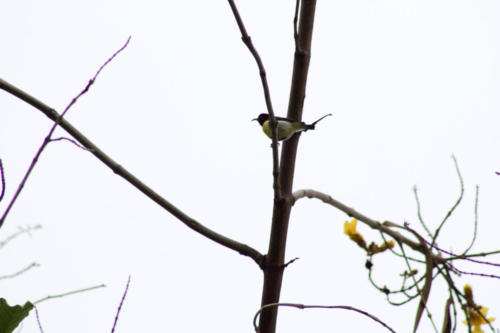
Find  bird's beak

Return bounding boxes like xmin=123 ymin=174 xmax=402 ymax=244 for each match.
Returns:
xmin=252 ymin=118 xmax=257 ymax=121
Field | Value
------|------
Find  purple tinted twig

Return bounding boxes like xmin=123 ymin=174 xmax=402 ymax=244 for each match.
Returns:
xmin=35 ymin=307 xmax=45 ymax=333
xmin=50 ymin=136 xmax=94 ymax=151
xmin=426 ymin=240 xmax=500 ymax=268
xmin=0 ymin=37 xmax=131 ymax=229
xmin=425 ymin=239 xmax=500 ymax=279
xmin=0 ymin=159 xmax=5 ymax=202
xmin=111 ymin=275 xmax=131 ymax=333
xmin=450 ymin=267 xmax=500 ymax=280
xmin=60 ymin=36 xmax=131 ymax=119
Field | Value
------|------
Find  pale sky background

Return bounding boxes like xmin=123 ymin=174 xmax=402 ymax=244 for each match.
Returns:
xmin=1 ymin=1 xmax=500 ymax=332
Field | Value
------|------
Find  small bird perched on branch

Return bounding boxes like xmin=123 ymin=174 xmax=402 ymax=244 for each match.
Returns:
xmin=253 ymin=113 xmax=332 ymax=142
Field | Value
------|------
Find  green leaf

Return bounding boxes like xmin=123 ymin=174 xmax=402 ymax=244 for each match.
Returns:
xmin=0 ymin=298 xmax=33 ymax=333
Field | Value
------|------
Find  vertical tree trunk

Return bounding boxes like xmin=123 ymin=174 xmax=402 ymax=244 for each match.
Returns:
xmin=258 ymin=1 xmax=317 ymax=332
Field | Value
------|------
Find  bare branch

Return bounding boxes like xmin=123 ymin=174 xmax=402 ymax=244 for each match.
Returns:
xmin=111 ymin=276 xmax=131 ymax=333
xmin=253 ymin=303 xmax=396 ymax=333
xmin=0 ymin=262 xmax=39 ymax=280
xmin=293 ymin=189 xmax=425 ymax=253
xmin=413 ymin=186 xmax=432 ymax=238
xmin=461 ymin=185 xmax=479 ymax=255
xmin=50 ymin=136 xmax=93 ymax=151
xmin=60 ymin=36 xmax=131 ymax=120
xmin=33 ymin=284 xmax=106 ymax=305
xmin=423 ymin=241 xmax=500 ymax=269
xmin=282 ymin=257 xmax=299 ymax=268
xmin=431 ymin=155 xmax=464 ymax=246
xmin=227 ymin=0 xmax=281 ymax=200
xmin=35 ymin=307 xmax=45 ymax=333
xmin=0 ymin=159 xmax=5 ymax=202
xmin=0 ymin=224 xmax=42 ymax=249
xmin=0 ymin=54 xmax=264 ymax=267
xmin=0 ymin=37 xmax=131 ymax=229
xmin=444 ymin=249 xmax=500 ymax=261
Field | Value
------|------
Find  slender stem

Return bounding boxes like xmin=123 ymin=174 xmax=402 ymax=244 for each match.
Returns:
xmin=431 ymin=155 xmax=464 ymax=246
xmin=0 ymin=159 xmax=5 ymax=202
xmin=34 ymin=284 xmax=106 ymax=305
xmin=227 ymin=0 xmax=281 ymax=200
xmin=253 ymin=303 xmax=396 ymax=333
xmin=0 ymin=37 xmax=131 ymax=229
xmin=111 ymin=276 xmax=131 ymax=333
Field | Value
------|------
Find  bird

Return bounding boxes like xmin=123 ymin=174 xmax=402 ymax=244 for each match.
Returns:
xmin=252 ymin=113 xmax=332 ymax=141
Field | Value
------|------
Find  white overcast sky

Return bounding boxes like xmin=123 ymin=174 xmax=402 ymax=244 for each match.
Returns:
xmin=1 ymin=1 xmax=500 ymax=332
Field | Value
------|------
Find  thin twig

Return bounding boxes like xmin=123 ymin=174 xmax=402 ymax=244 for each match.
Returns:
xmin=253 ymin=303 xmax=396 ymax=333
xmin=431 ymin=155 xmax=464 ymax=246
xmin=447 ymin=288 xmax=458 ymax=333
xmin=0 ymin=262 xmax=39 ymax=280
xmin=50 ymin=136 xmax=94 ymax=151
xmin=35 ymin=307 xmax=45 ymax=333
xmin=398 ymin=243 xmax=425 ymax=306
xmin=444 ymin=249 xmax=500 ymax=261
xmin=61 ymin=36 xmax=132 ymax=120
xmin=413 ymin=186 xmax=432 ymax=238
xmin=282 ymin=257 xmax=299 ymax=268
xmin=0 ymin=159 xmax=5 ymax=202
xmin=379 ymin=230 xmax=425 ymax=263
xmin=439 ymin=270 xmax=468 ymax=333
xmin=0 ymin=37 xmax=131 ymax=229
xmin=366 ymin=260 xmax=422 ymax=304
xmin=0 ymin=224 xmax=42 ymax=249
xmin=462 ymin=185 xmax=479 ymax=255
xmin=397 ymin=239 xmax=436 ymax=332
xmin=111 ymin=276 xmax=131 ymax=333
xmin=388 ymin=223 xmax=439 ymax=333
xmin=34 ymin=284 xmax=106 ymax=305
xmin=293 ymin=189 xmax=427 ymax=254
xmin=425 ymin=241 xmax=500 ymax=268
xmin=448 ymin=267 xmax=500 ymax=280
xmin=226 ymin=0 xmax=281 ymax=200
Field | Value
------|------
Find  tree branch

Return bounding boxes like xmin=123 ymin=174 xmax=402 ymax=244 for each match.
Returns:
xmin=0 ymin=77 xmax=264 ymax=266
xmin=227 ymin=0 xmax=281 ymax=200
xmin=293 ymin=189 xmax=426 ymax=253
xmin=0 ymin=37 xmax=131 ymax=229
xmin=0 ymin=159 xmax=5 ymax=202
xmin=253 ymin=302 xmax=396 ymax=333
xmin=33 ymin=284 xmax=106 ymax=305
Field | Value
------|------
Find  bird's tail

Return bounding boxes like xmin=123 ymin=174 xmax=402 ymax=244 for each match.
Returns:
xmin=305 ymin=113 xmax=332 ymax=130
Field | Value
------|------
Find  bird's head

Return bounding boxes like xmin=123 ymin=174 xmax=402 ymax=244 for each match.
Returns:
xmin=252 ymin=113 xmax=269 ymax=126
